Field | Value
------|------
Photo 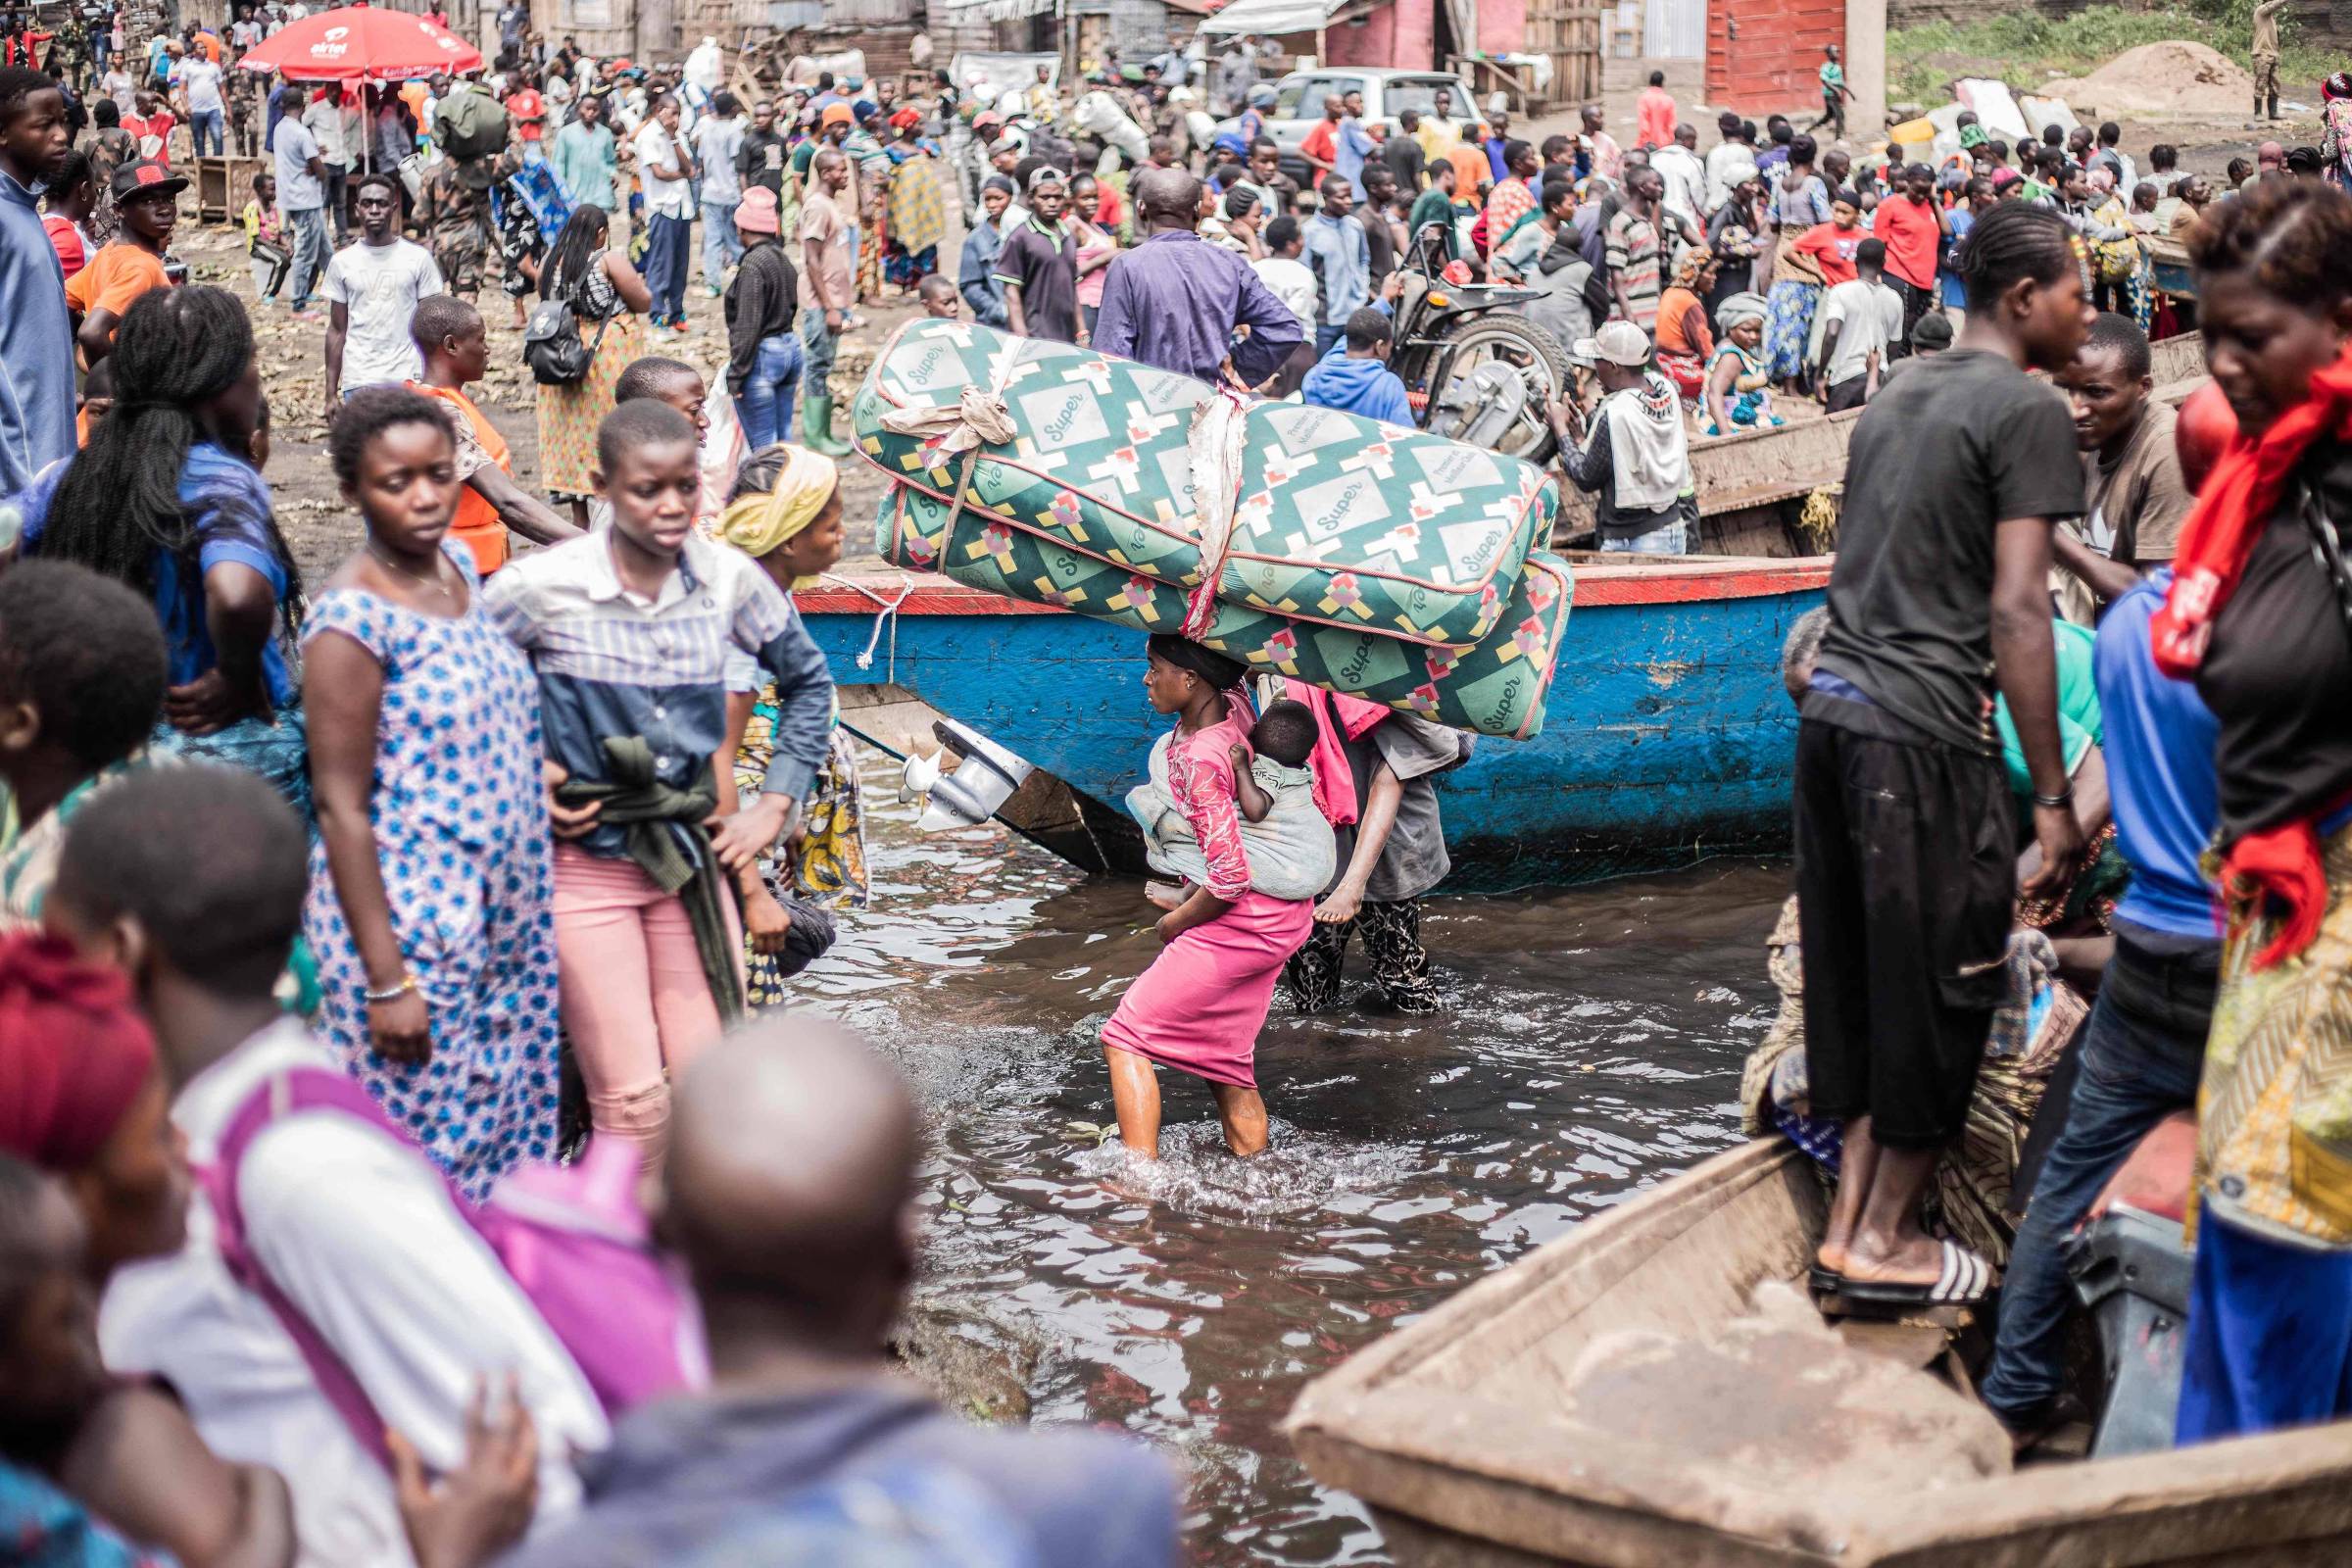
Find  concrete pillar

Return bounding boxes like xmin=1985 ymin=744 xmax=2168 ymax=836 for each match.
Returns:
xmin=1844 ymin=0 xmax=1886 ymax=141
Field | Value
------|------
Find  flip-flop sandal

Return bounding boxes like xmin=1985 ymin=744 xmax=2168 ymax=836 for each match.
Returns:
xmin=1830 ymin=1239 xmax=1994 ymax=1308
xmin=1806 ymin=1263 xmax=1842 ymax=1294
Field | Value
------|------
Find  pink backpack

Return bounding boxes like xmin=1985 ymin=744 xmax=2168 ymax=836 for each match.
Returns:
xmin=199 ymin=1067 xmax=707 ymax=1466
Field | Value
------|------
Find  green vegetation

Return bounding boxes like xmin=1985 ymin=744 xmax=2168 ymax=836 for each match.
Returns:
xmin=1888 ymin=5 xmax=2334 ymax=106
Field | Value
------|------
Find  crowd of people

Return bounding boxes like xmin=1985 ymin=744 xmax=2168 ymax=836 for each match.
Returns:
xmin=1 ymin=5 xmax=2351 ymax=1558
xmin=1763 ymin=167 xmax=2352 ymax=1454
xmin=0 ymin=18 xmax=1501 ymax=1558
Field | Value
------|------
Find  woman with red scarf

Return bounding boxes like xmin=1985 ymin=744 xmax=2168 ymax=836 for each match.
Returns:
xmin=2162 ymin=178 xmax=2352 ymax=1444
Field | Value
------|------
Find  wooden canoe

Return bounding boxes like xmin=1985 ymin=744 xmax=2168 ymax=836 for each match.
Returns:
xmin=2148 ymin=236 xmax=2196 ymax=302
xmin=1285 ymin=1139 xmax=2352 ymax=1566
xmin=1560 ymin=332 xmax=2214 ymax=552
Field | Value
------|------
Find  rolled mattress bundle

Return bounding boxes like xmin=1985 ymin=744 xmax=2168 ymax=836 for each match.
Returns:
xmin=851 ymin=318 xmax=1572 ymax=738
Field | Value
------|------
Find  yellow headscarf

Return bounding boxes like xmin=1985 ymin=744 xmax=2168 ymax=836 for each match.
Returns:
xmin=714 ymin=446 xmax=839 ymax=589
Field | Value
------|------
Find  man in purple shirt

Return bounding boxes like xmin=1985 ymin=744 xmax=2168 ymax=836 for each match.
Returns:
xmin=1092 ymin=167 xmax=1303 ymax=388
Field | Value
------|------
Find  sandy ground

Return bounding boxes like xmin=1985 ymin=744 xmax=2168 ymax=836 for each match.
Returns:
xmin=179 ymin=204 xmax=940 ymax=586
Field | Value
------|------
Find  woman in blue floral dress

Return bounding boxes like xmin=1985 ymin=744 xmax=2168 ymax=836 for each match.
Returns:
xmin=302 ymin=382 xmax=562 ymax=1199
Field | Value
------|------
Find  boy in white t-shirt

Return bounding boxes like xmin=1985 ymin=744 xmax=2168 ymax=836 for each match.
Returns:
xmin=1817 ymin=236 xmax=1908 ymax=414
xmin=322 ymin=172 xmax=445 ymax=413
xmin=1250 ymin=215 xmax=1319 ymax=397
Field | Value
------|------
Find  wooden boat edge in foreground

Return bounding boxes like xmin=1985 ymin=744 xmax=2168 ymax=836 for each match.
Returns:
xmin=1283 ymin=1140 xmax=2352 ymax=1567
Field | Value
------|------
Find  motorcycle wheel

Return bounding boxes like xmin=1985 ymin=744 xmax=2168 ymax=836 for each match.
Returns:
xmin=1428 ymin=313 xmax=1571 ymax=466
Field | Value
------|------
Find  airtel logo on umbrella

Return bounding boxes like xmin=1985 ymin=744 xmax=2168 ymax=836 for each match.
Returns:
xmin=309 ymin=24 xmax=353 ymax=56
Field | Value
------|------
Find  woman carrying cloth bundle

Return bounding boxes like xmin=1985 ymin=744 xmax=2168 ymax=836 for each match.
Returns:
xmin=484 ymin=404 xmax=835 ymax=1169
xmin=2161 ymin=178 xmax=2352 ymax=1443
xmin=1101 ymin=636 xmax=1316 ymax=1161
xmin=710 ymin=443 xmax=863 ymax=1010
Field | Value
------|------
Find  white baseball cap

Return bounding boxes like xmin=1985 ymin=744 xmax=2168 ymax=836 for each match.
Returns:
xmin=1573 ymin=320 xmax=1653 ymax=368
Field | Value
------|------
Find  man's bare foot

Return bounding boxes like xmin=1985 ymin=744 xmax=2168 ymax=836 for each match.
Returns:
xmin=1144 ymin=880 xmax=1186 ymax=911
xmin=1814 ymin=1223 xmax=1854 ymax=1276
xmin=1838 ymin=1230 xmax=1959 ymax=1287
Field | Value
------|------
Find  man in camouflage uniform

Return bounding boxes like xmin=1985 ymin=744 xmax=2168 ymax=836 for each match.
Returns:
xmin=420 ymin=156 xmax=489 ymax=294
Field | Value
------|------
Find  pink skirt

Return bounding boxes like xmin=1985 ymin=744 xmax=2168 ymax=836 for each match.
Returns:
xmin=1100 ymin=892 xmax=1314 ymax=1090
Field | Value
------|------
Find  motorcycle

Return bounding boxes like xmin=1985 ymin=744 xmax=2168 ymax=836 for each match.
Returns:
xmin=1388 ymin=223 xmax=1573 ymax=466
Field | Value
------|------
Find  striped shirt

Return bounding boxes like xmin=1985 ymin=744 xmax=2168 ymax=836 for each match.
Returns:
xmin=481 ymin=531 xmax=833 ymax=860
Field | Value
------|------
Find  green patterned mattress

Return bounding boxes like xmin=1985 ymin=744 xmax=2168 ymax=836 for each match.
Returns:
xmin=850 ymin=318 xmax=1559 ymax=652
xmin=878 ymin=485 xmax=1572 ymax=740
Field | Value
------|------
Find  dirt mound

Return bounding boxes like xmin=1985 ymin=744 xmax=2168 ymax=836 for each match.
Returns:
xmin=2044 ymin=40 xmax=2253 ymax=118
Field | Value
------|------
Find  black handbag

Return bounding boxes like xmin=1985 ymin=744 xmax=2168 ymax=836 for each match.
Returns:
xmin=522 ymin=284 xmax=611 ymax=386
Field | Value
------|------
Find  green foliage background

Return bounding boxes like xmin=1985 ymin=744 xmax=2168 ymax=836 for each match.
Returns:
xmin=1889 ymin=4 xmax=2333 ymax=106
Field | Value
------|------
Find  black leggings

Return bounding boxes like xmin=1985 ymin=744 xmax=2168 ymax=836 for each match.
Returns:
xmin=1284 ymin=900 xmax=1443 ymax=1015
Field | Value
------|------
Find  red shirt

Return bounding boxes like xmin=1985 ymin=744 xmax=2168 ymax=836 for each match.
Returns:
xmin=42 ymin=213 xmax=88 ymax=279
xmin=1788 ymin=220 xmax=1863 ymax=287
xmin=123 ymin=112 xmax=176 ymax=163
xmin=1873 ymin=192 xmax=1941 ymax=292
xmin=1636 ymin=86 xmax=1678 ymax=151
xmin=1299 ymin=118 xmax=1339 ymax=188
xmin=505 ymin=89 xmax=545 ymax=141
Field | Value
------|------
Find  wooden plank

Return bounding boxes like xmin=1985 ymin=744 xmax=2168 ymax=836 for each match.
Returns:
xmin=1834 ymin=1320 xmax=1953 ymax=1370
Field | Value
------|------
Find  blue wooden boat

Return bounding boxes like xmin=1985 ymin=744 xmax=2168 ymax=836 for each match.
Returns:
xmin=800 ymin=556 xmax=1829 ymax=892
xmin=2148 ymin=234 xmax=2196 ymax=302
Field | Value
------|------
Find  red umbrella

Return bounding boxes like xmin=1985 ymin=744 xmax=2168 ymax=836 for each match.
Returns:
xmin=235 ymin=3 xmax=482 ymax=82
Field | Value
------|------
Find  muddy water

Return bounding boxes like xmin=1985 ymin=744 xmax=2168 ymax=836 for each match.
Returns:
xmin=802 ymin=757 xmax=1791 ymax=1566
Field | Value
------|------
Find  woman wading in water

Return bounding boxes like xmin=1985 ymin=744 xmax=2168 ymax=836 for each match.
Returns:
xmin=1100 ymin=636 xmax=1314 ymax=1159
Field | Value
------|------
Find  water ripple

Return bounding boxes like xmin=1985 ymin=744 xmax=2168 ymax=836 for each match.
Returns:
xmin=795 ymin=757 xmax=1787 ymax=1566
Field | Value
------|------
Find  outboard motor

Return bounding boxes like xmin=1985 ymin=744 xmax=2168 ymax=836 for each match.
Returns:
xmin=899 ymin=719 xmax=1034 ymax=832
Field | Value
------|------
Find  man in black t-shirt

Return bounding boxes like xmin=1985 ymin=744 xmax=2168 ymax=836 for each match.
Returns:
xmin=1794 ymin=201 xmax=2093 ymax=1311
xmin=993 ymin=166 xmax=1082 ymax=344
xmin=1385 ymin=108 xmax=1427 ymax=193
xmin=737 ymin=98 xmax=788 ymax=203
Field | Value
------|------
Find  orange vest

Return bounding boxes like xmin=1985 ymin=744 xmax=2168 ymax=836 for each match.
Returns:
xmin=406 ymin=380 xmax=511 ymax=574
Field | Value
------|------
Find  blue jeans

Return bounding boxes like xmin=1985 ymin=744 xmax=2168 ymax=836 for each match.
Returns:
xmin=283 ymin=206 xmax=329 ymax=309
xmin=734 ymin=330 xmax=804 ymax=451
xmin=1599 ymin=518 xmax=1690 ymax=555
xmin=700 ymin=199 xmax=743 ymax=291
xmin=642 ymin=212 xmax=692 ymax=324
xmin=800 ymin=305 xmax=838 ymax=396
xmin=190 ymin=107 xmax=223 ymax=156
xmin=1315 ymin=322 xmax=1345 ymax=358
xmin=1979 ymin=931 xmax=2214 ymax=1428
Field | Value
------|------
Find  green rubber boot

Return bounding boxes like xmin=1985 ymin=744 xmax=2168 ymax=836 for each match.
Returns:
xmin=801 ymin=393 xmax=853 ymax=458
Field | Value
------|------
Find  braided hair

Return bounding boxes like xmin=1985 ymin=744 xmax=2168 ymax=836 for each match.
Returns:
xmin=41 ymin=285 xmax=304 ymax=640
xmin=541 ymin=202 xmax=609 ymax=300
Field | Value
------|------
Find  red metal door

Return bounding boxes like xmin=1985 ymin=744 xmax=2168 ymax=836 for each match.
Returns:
xmin=1706 ymin=0 xmax=1843 ymax=117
